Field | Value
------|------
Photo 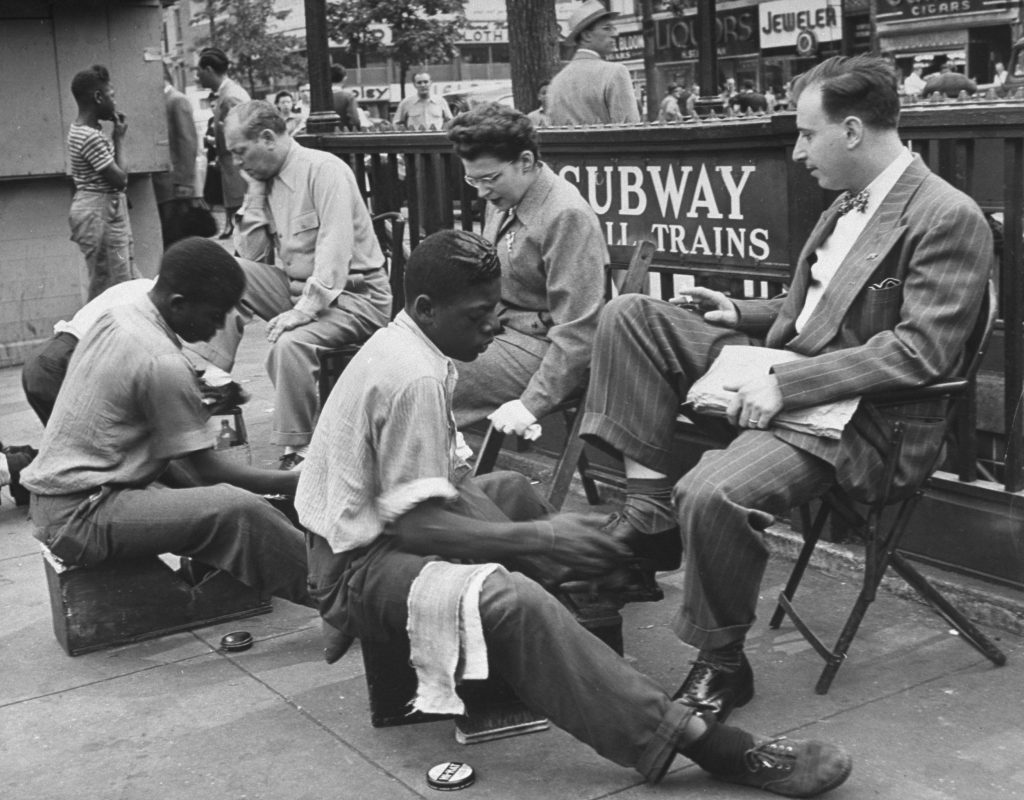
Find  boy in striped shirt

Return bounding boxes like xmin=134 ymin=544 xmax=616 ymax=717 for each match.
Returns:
xmin=67 ymin=64 xmax=139 ymax=300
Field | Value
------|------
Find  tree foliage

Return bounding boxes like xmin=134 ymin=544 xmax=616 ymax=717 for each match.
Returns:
xmin=327 ymin=0 xmax=467 ymax=96
xmin=196 ymin=0 xmax=306 ymax=96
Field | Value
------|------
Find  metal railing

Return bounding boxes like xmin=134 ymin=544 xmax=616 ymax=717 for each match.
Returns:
xmin=300 ymin=100 xmax=1024 ymax=492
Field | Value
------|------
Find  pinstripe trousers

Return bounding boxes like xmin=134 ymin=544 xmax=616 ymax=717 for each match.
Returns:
xmin=581 ymin=294 xmax=836 ymax=650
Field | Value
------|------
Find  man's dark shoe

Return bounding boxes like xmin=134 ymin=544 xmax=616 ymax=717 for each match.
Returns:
xmin=322 ymin=619 xmax=354 ymax=665
xmin=200 ymin=379 xmax=250 ymax=415
xmin=673 ymin=651 xmax=755 ymax=722
xmin=278 ymin=452 xmax=305 ymax=471
xmin=559 ymin=565 xmax=665 ymax=604
xmin=713 ymin=736 xmax=852 ymax=797
xmin=601 ymin=512 xmax=682 ymax=572
xmin=4 ymin=445 xmax=38 ymax=507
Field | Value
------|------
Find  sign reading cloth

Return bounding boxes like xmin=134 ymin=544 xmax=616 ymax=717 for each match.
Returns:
xmin=875 ymin=0 xmax=1008 ymax=23
xmin=654 ymin=6 xmax=760 ymax=62
xmin=759 ymin=0 xmax=843 ymax=51
xmin=546 ymin=154 xmax=790 ymax=270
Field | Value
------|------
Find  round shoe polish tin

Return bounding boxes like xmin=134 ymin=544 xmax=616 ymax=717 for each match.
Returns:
xmin=220 ymin=631 xmax=254 ymax=652
xmin=426 ymin=761 xmax=475 ymax=791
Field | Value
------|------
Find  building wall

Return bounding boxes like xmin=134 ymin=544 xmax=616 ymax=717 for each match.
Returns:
xmin=0 ymin=1 xmax=167 ymax=367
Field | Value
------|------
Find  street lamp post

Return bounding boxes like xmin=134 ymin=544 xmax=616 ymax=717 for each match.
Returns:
xmin=304 ymin=0 xmax=341 ymax=133
xmin=697 ymin=0 xmax=718 ymax=101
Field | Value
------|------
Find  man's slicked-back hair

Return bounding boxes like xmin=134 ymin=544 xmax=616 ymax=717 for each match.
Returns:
xmin=793 ymin=54 xmax=900 ymax=130
xmin=71 ymin=65 xmax=111 ymax=103
xmin=156 ymin=237 xmax=245 ymax=308
xmin=404 ymin=230 xmax=501 ymax=306
xmin=330 ymin=63 xmax=346 ymax=83
xmin=198 ymin=47 xmax=230 ymax=74
xmin=228 ymin=99 xmax=288 ymax=139
xmin=448 ymin=102 xmax=539 ymax=162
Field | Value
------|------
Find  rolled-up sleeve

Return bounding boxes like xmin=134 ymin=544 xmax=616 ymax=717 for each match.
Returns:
xmin=377 ymin=376 xmax=459 ymax=526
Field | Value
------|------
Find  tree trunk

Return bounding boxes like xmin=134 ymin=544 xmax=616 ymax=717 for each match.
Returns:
xmin=507 ymin=0 xmax=561 ymax=112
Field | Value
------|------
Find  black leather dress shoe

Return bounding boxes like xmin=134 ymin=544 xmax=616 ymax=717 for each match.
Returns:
xmin=602 ymin=512 xmax=682 ymax=572
xmin=322 ymin=620 xmax=354 ymax=665
xmin=673 ymin=651 xmax=755 ymax=722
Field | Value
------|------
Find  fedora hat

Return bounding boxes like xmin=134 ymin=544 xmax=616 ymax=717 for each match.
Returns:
xmin=565 ymin=0 xmax=619 ymax=42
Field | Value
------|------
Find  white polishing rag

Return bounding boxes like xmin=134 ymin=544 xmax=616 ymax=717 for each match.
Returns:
xmin=406 ymin=561 xmax=504 ymax=716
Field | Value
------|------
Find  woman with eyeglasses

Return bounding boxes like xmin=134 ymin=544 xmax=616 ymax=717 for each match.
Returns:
xmin=447 ymin=103 xmax=607 ymax=441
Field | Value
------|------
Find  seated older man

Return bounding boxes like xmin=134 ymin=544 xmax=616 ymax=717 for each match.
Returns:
xmin=196 ymin=100 xmax=392 ymax=470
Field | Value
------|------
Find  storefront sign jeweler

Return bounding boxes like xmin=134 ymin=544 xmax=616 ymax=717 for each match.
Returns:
xmin=759 ymin=0 xmax=842 ymax=50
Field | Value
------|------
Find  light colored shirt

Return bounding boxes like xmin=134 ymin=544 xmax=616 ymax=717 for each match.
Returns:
xmin=236 ymin=140 xmax=385 ymax=319
xmin=481 ymin=163 xmax=606 ymax=417
xmin=67 ymin=123 xmax=118 ymax=193
xmin=547 ymin=50 xmax=641 ymax=126
xmin=394 ymin=93 xmax=453 ymax=130
xmin=55 ymin=278 xmax=153 ymax=339
xmin=296 ymin=311 xmax=465 ymax=554
xmin=903 ymin=72 xmax=927 ymax=96
xmin=796 ymin=148 xmax=915 ymax=333
xmin=658 ymin=94 xmax=682 ymax=122
xmin=21 ymin=295 xmax=211 ymax=495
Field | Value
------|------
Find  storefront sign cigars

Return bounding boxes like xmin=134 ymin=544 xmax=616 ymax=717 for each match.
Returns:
xmin=876 ymin=0 xmax=1000 ymax=22
xmin=550 ymin=158 xmax=787 ymax=266
xmin=759 ymin=0 xmax=842 ymax=50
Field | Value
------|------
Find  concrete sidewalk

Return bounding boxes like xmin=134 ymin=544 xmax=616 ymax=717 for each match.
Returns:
xmin=2 ymin=320 xmax=1022 ymax=800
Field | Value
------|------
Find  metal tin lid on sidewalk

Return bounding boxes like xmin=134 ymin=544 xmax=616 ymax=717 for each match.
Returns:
xmin=220 ymin=631 xmax=254 ymax=652
xmin=426 ymin=762 xmax=475 ymax=791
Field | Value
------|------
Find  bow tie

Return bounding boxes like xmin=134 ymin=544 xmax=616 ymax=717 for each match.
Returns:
xmin=837 ymin=189 xmax=869 ymax=215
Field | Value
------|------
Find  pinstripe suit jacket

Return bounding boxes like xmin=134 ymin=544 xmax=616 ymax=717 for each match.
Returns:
xmin=731 ymin=157 xmax=992 ymax=501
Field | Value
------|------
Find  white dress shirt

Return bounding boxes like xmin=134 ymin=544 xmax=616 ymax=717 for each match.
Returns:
xmin=796 ymin=148 xmax=915 ymax=333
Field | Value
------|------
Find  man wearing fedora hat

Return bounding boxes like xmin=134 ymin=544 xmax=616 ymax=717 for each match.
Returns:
xmin=547 ymin=0 xmax=641 ymax=125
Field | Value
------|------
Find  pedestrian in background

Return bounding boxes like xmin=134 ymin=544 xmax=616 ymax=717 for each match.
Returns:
xmin=394 ymin=72 xmax=453 ymax=130
xmin=527 ymin=81 xmax=551 ymax=127
xmin=658 ymin=83 xmax=683 ymax=122
xmin=154 ymin=66 xmax=215 ymax=248
xmin=732 ymin=80 xmax=768 ymax=114
xmin=547 ymin=0 xmax=640 ymax=125
xmin=330 ymin=64 xmax=361 ymax=132
xmin=275 ymin=90 xmax=305 ymax=135
xmin=67 ymin=64 xmax=139 ymax=301
xmin=196 ymin=47 xmax=250 ymax=240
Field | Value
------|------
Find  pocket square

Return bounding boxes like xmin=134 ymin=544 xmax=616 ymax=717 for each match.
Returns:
xmin=869 ymin=277 xmax=901 ymax=290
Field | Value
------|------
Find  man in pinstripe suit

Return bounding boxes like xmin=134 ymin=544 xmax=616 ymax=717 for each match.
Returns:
xmin=579 ymin=54 xmax=993 ymax=720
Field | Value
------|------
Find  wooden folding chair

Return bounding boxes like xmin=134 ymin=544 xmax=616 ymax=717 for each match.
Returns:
xmin=472 ymin=240 xmax=657 ymax=509
xmin=770 ymin=278 xmax=1007 ymax=693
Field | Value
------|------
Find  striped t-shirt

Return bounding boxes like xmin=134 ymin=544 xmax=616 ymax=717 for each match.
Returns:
xmin=67 ymin=122 xmax=118 ymax=192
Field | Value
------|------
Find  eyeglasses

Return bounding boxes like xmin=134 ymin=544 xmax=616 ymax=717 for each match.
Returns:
xmin=464 ymin=161 xmax=514 ymax=188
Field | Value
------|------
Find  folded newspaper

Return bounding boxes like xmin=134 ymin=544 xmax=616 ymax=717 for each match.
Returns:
xmin=686 ymin=346 xmax=860 ymax=440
